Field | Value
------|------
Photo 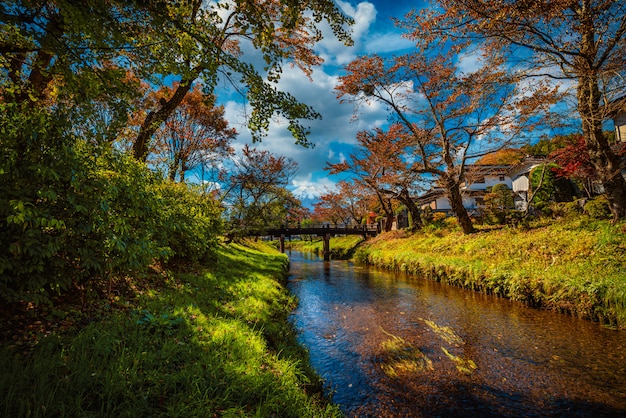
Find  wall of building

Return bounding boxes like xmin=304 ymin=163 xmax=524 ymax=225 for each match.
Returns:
xmin=512 ymin=175 xmax=530 ymax=193
xmin=615 ymin=111 xmax=626 ymax=142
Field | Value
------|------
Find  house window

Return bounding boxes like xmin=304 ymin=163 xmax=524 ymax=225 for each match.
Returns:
xmin=499 ymin=176 xmax=505 ymax=182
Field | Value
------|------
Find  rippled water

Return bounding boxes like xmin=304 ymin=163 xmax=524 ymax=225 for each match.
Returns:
xmin=287 ymin=251 xmax=626 ymax=417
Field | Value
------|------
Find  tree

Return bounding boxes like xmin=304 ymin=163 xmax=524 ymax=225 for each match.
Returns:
xmin=420 ymin=0 xmax=626 ymax=221
xmin=126 ymin=0 xmax=353 ymax=160
xmin=529 ymin=163 xmax=559 ymax=211
xmin=221 ymin=145 xmax=301 ymax=238
xmin=337 ymin=181 xmax=374 ymax=226
xmin=327 ymin=125 xmax=424 ymax=231
xmin=1 ymin=0 xmax=353 ymax=159
xmin=313 ymin=181 xmax=373 ymax=227
xmin=336 ymin=31 xmax=548 ymax=234
xmin=312 ymin=190 xmax=351 ymax=226
xmin=475 ymin=149 xmax=525 ymax=166
xmin=521 ymin=133 xmax=581 ymax=157
xmin=550 ymin=135 xmax=598 ymax=197
xmin=148 ymin=84 xmax=236 ymax=182
xmin=483 ymin=184 xmax=515 ymax=225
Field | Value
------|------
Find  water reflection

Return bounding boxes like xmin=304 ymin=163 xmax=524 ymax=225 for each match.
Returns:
xmin=287 ymin=251 xmax=626 ymax=417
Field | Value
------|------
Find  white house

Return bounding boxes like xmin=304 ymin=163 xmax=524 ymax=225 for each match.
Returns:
xmin=416 ymin=157 xmax=546 ymax=214
xmin=612 ymin=97 xmax=626 ymax=143
xmin=506 ymin=157 xmax=547 ymax=210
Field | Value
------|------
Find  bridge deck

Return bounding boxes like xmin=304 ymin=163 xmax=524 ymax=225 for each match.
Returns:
xmin=265 ymin=226 xmax=378 ymax=237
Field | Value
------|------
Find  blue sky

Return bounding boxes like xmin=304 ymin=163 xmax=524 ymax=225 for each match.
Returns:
xmin=216 ymin=1 xmax=426 ymax=204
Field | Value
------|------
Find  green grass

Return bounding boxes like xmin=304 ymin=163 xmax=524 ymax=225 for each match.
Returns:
xmin=0 ymin=241 xmax=341 ymax=417
xmin=288 ymin=235 xmax=365 ymax=259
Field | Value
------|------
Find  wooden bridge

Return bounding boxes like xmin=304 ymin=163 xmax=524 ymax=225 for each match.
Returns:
xmin=263 ymin=225 xmax=379 ymax=261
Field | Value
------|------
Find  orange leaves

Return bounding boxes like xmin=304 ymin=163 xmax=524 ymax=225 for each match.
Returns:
xmin=149 ymin=84 xmax=236 ymax=181
xmin=336 ymin=55 xmax=386 ymax=99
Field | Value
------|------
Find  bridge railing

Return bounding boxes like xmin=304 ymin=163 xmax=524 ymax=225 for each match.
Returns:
xmin=273 ymin=223 xmax=379 ymax=231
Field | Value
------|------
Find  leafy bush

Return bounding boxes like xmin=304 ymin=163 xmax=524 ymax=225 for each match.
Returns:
xmin=550 ymin=201 xmax=583 ymax=219
xmin=482 ymin=184 xmax=514 ymax=225
xmin=0 ymin=105 xmax=222 ymax=304
xmin=151 ymin=182 xmax=222 ymax=265
xmin=529 ymin=163 xmax=559 ymax=211
xmin=584 ymin=195 xmax=612 ymax=220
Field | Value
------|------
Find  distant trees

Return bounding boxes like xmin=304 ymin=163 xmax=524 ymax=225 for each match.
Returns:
xmin=327 ymin=125 xmax=423 ymax=231
xmin=221 ymin=146 xmax=302 ymax=238
xmin=313 ymin=181 xmax=376 ymax=227
xmin=475 ymin=149 xmax=526 ymax=166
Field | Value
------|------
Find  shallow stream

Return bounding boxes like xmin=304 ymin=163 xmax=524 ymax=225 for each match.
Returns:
xmin=287 ymin=251 xmax=626 ymax=417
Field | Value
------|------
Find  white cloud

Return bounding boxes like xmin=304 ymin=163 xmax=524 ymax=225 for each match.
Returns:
xmin=292 ymin=174 xmax=338 ymax=199
xmin=337 ymin=1 xmax=377 ymax=41
xmin=456 ymin=49 xmax=485 ymax=74
xmin=364 ymin=32 xmax=415 ymax=54
xmin=314 ymin=1 xmax=378 ymax=65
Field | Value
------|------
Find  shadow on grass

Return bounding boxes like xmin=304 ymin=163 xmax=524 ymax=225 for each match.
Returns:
xmin=0 ymin=242 xmax=339 ymax=417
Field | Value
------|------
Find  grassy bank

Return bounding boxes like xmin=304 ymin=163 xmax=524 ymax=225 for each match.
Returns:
xmin=352 ymin=219 xmax=626 ymax=328
xmin=0 ymin=241 xmax=341 ymax=417
xmin=288 ymin=235 xmax=365 ymax=259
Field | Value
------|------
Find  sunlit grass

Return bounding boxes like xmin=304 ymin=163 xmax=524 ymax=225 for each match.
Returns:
xmin=0 ymin=241 xmax=341 ymax=417
xmin=289 ymin=235 xmax=365 ymax=259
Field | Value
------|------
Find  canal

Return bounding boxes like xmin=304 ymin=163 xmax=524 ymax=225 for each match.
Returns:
xmin=286 ymin=251 xmax=626 ymax=417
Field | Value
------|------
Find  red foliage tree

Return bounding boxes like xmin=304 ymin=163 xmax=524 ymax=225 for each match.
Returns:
xmin=549 ymin=136 xmax=597 ymax=197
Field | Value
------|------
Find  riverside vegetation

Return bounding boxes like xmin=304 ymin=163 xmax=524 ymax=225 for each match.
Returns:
xmin=0 ymin=240 xmax=341 ymax=417
xmin=289 ymin=216 xmax=626 ymax=329
xmin=1 ymin=102 xmax=340 ymax=417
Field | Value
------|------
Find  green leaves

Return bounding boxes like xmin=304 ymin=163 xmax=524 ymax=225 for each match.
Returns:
xmin=0 ymin=105 xmax=222 ymax=304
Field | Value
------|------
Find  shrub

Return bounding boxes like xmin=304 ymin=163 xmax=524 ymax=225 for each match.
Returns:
xmin=0 ymin=105 xmax=222 ymax=304
xmin=151 ymin=182 xmax=222 ymax=265
xmin=483 ymin=184 xmax=514 ymax=225
xmin=0 ymin=107 xmax=161 ymax=303
xmin=553 ymin=201 xmax=583 ymax=219
xmin=529 ymin=163 xmax=559 ymax=211
xmin=584 ymin=195 xmax=612 ymax=219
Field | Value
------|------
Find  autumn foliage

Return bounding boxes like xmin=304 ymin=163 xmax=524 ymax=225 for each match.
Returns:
xmin=148 ymin=84 xmax=236 ymax=181
xmin=415 ymin=0 xmax=626 ymax=220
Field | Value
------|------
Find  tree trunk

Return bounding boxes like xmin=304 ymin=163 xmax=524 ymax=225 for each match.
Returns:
xmin=168 ymin=163 xmax=177 ymax=181
xmin=376 ymin=191 xmax=395 ymax=232
xmin=132 ymin=76 xmax=199 ymax=162
xmin=577 ymin=82 xmax=626 ymax=220
xmin=576 ymin=7 xmax=626 ymax=221
xmin=444 ymin=176 xmax=475 ymax=234
xmin=11 ymin=16 xmax=61 ymax=107
xmin=577 ymin=81 xmax=626 ymax=220
xmin=397 ymin=188 xmax=423 ymax=231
